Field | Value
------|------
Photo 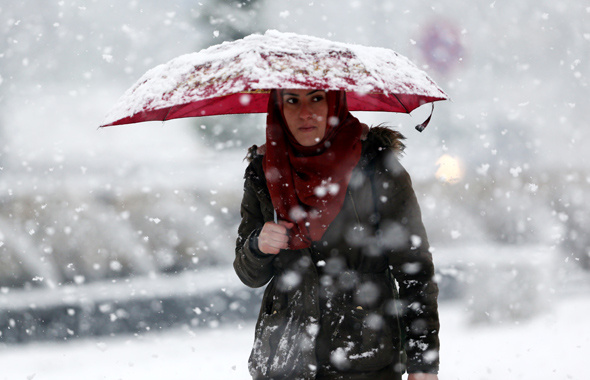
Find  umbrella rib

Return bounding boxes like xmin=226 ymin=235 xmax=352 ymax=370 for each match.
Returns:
xmin=391 ymin=93 xmax=410 ymax=114
xmin=162 ymin=106 xmax=174 ymax=122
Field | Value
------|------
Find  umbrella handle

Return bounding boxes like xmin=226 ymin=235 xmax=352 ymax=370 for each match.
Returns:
xmin=415 ymin=103 xmax=435 ymax=132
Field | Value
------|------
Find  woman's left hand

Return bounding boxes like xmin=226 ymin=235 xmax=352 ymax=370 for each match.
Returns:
xmin=408 ymin=374 xmax=438 ymax=380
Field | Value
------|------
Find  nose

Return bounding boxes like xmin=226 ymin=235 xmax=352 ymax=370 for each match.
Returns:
xmin=299 ymin=102 xmax=313 ymax=120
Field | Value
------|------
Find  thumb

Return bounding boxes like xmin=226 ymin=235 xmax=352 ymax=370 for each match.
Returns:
xmin=278 ymin=220 xmax=295 ymax=229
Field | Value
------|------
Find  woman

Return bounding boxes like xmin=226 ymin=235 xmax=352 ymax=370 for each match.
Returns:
xmin=234 ymin=88 xmax=440 ymax=380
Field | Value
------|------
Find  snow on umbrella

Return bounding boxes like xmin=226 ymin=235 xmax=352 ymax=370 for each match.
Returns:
xmin=100 ymin=30 xmax=449 ymax=131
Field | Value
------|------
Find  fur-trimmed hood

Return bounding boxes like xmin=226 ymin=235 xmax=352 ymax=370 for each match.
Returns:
xmin=245 ymin=125 xmax=406 ymax=163
xmin=362 ymin=125 xmax=406 ymax=160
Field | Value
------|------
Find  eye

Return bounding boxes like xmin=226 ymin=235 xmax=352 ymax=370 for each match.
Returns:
xmin=284 ymin=97 xmax=298 ymax=105
xmin=311 ymin=94 xmax=325 ymax=102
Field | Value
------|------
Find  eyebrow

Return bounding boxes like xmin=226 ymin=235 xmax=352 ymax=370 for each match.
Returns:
xmin=282 ymin=90 xmax=324 ymax=97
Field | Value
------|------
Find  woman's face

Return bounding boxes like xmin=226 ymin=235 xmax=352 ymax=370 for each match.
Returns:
xmin=281 ymin=89 xmax=328 ymax=147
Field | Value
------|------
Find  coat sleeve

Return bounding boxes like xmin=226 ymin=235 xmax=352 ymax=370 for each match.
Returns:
xmin=378 ymin=153 xmax=440 ymax=374
xmin=233 ymin=163 xmax=276 ymax=288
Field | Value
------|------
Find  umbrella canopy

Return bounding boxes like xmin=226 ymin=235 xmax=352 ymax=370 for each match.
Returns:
xmin=100 ymin=30 xmax=448 ymax=129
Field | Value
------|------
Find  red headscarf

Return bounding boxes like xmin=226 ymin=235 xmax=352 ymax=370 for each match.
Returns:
xmin=263 ymin=89 xmax=364 ymax=249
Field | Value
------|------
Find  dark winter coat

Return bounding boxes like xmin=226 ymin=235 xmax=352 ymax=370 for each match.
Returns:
xmin=234 ymin=127 xmax=440 ymax=380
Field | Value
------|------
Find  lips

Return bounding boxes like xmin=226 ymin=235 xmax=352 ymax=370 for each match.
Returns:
xmin=298 ymin=125 xmax=316 ymax=132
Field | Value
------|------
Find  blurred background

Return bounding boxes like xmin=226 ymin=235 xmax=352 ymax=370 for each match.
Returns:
xmin=0 ymin=0 xmax=588 ymax=379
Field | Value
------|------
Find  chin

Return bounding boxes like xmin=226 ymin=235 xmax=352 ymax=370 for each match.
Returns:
xmin=300 ymin=139 xmax=320 ymax=147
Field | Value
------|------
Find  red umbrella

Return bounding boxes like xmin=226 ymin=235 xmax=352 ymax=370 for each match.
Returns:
xmin=100 ymin=30 xmax=448 ymax=131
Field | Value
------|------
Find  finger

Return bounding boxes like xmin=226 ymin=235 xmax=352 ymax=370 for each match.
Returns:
xmin=259 ymin=244 xmax=279 ymax=255
xmin=258 ymin=237 xmax=286 ymax=254
xmin=259 ymin=232 xmax=289 ymax=253
xmin=260 ymin=224 xmax=286 ymax=236
xmin=262 ymin=221 xmax=284 ymax=233
xmin=263 ymin=221 xmax=290 ymax=235
xmin=260 ymin=230 xmax=289 ymax=246
xmin=267 ymin=232 xmax=290 ymax=245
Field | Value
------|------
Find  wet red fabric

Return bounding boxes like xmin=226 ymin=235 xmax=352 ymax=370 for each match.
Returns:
xmin=263 ymin=90 xmax=363 ymax=249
